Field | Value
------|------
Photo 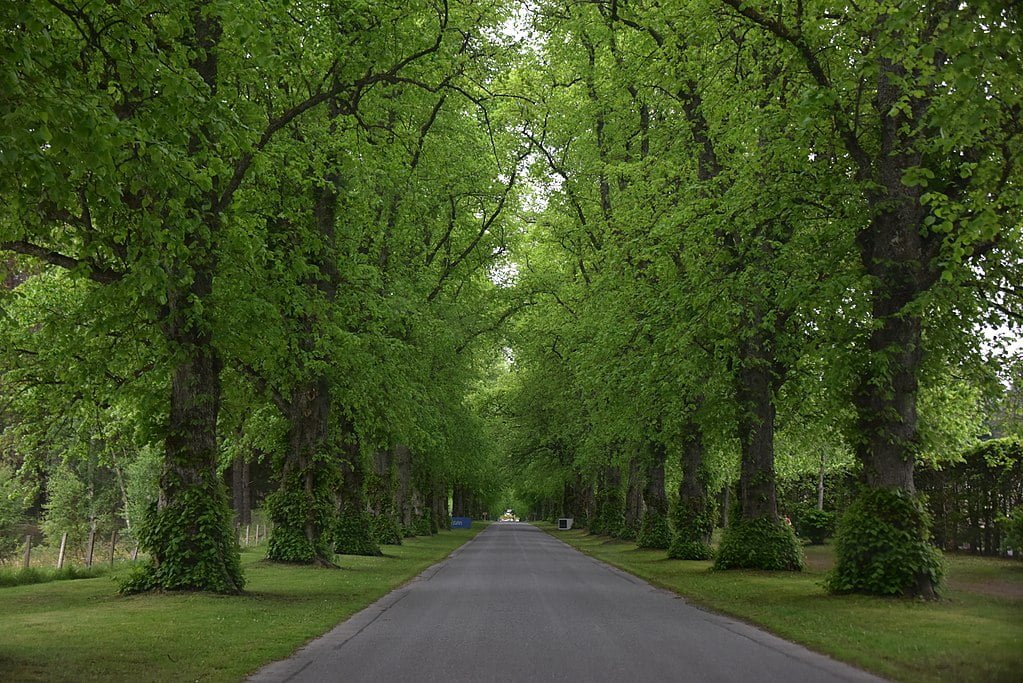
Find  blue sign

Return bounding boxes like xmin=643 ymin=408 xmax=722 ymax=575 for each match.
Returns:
xmin=451 ymin=517 xmax=472 ymax=529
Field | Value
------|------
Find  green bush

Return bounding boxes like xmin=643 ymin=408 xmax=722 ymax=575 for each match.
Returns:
xmin=636 ymin=508 xmax=671 ymax=550
xmin=41 ymin=459 xmax=121 ymax=557
xmin=371 ymin=512 xmax=403 ymax=546
xmin=0 ymin=467 xmax=30 ymax=564
xmin=828 ymin=488 xmax=944 ymax=597
xmin=590 ymin=498 xmax=625 ymax=537
xmin=998 ymin=507 xmax=1023 ymax=556
xmin=119 ymin=480 xmax=244 ymax=594
xmin=667 ymin=498 xmax=715 ymax=560
xmin=264 ymin=491 xmax=326 ymax=564
xmin=409 ymin=514 xmax=433 ymax=537
xmin=715 ymin=516 xmax=804 ymax=570
xmin=334 ymin=505 xmax=381 ymax=556
xmin=795 ymin=508 xmax=836 ymax=545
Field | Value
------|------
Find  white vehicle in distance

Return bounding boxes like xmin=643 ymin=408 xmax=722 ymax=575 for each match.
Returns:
xmin=499 ymin=509 xmax=519 ymax=522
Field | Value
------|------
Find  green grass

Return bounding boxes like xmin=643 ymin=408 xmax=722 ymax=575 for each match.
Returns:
xmin=0 ymin=565 xmax=109 ymax=588
xmin=541 ymin=525 xmax=1023 ymax=683
xmin=0 ymin=526 xmax=487 ymax=682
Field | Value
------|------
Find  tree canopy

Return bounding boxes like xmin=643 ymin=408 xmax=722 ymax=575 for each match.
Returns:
xmin=1 ymin=0 xmax=1020 ymax=598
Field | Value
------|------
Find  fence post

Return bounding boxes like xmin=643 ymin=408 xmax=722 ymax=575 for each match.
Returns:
xmin=56 ymin=532 xmax=68 ymax=569
xmin=22 ymin=535 xmax=32 ymax=569
xmin=85 ymin=529 xmax=96 ymax=568
xmin=245 ymin=525 xmax=250 ymax=546
xmin=109 ymin=529 xmax=118 ymax=566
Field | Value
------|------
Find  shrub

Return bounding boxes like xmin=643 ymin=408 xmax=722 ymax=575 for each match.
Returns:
xmin=827 ymin=488 xmax=944 ymax=597
xmin=667 ymin=498 xmax=715 ymax=560
xmin=0 ymin=467 xmax=30 ymax=564
xmin=715 ymin=516 xmax=804 ymax=571
xmin=636 ymin=508 xmax=671 ymax=550
xmin=999 ymin=507 xmax=1023 ymax=557
xmin=795 ymin=508 xmax=836 ymax=545
xmin=334 ymin=505 xmax=382 ymax=556
xmin=119 ymin=481 xmax=244 ymax=594
xmin=371 ymin=512 xmax=403 ymax=546
xmin=590 ymin=498 xmax=625 ymax=538
xmin=263 ymin=484 xmax=335 ymax=564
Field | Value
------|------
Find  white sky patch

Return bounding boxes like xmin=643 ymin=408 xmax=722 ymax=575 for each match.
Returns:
xmin=488 ymin=258 xmax=519 ymax=287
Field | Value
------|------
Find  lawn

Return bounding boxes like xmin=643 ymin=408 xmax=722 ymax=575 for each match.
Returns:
xmin=0 ymin=525 xmax=486 ymax=682
xmin=542 ymin=526 xmax=1023 ymax=683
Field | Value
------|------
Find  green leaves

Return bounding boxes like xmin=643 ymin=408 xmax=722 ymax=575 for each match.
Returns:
xmin=828 ymin=488 xmax=944 ymax=598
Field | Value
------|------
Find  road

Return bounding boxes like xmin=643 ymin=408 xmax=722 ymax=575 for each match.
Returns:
xmin=249 ymin=522 xmax=883 ymax=682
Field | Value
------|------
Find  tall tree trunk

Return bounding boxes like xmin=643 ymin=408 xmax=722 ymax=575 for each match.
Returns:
xmin=637 ymin=441 xmax=670 ymax=549
xmin=832 ymin=57 xmax=942 ymax=597
xmin=623 ymin=456 xmax=643 ymax=539
xmin=668 ymin=422 xmax=714 ymax=560
xmin=228 ymin=454 xmax=252 ymax=526
xmin=395 ymin=445 xmax=414 ymax=532
xmin=717 ymin=330 xmax=802 ymax=570
xmin=452 ymin=486 xmax=466 ymax=517
xmin=368 ymin=450 xmax=401 ymax=545
xmin=265 ymin=130 xmax=343 ymax=565
xmin=817 ymin=456 xmax=826 ymax=512
xmin=336 ymin=436 xmax=381 ymax=556
xmin=433 ymin=479 xmax=450 ymax=530
xmin=265 ymin=378 xmax=337 ymax=566
xmin=130 ymin=0 xmax=244 ymax=596
xmin=148 ymin=254 xmax=243 ymax=591
xmin=591 ymin=462 xmax=624 ymax=537
xmin=735 ymin=332 xmax=779 ymax=522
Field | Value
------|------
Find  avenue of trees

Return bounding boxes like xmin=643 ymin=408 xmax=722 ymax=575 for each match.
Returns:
xmin=502 ymin=0 xmax=1022 ymax=598
xmin=1 ymin=0 xmax=520 ymax=590
xmin=1 ymin=0 xmax=1021 ymax=601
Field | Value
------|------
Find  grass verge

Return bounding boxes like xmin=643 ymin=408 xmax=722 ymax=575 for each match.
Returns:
xmin=0 ymin=525 xmax=487 ymax=682
xmin=540 ymin=525 xmax=1023 ymax=683
xmin=0 ymin=565 xmax=109 ymax=588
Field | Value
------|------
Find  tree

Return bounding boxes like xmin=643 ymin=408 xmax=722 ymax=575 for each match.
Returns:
xmin=712 ymin=0 xmax=1021 ymax=596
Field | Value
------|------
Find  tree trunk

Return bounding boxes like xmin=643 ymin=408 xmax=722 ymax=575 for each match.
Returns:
xmin=230 ymin=455 xmax=252 ymax=526
xmin=432 ymin=479 xmax=450 ymax=530
xmin=395 ymin=445 xmax=414 ymax=530
xmin=452 ymin=486 xmax=466 ymax=517
xmin=623 ymin=456 xmax=644 ymax=538
xmin=135 ymin=0 xmax=243 ymax=596
xmin=817 ymin=456 xmax=825 ymax=512
xmin=336 ymin=436 xmax=381 ymax=556
xmin=642 ymin=442 xmax=668 ymax=518
xmin=265 ymin=378 xmax=337 ymax=566
xmin=150 ymin=258 xmax=242 ymax=592
xmin=736 ymin=333 xmax=779 ymax=521
xmin=637 ymin=441 xmax=670 ymax=549
xmin=668 ymin=423 xmax=715 ymax=560
xmin=834 ymin=56 xmax=940 ymax=596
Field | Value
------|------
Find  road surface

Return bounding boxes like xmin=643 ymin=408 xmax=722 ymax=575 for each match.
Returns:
xmin=249 ymin=523 xmax=883 ymax=682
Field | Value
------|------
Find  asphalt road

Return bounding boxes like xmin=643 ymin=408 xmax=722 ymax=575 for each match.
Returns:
xmin=249 ymin=523 xmax=883 ymax=683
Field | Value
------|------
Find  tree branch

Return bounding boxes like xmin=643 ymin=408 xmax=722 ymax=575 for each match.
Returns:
xmin=0 ymin=240 xmax=124 ymax=284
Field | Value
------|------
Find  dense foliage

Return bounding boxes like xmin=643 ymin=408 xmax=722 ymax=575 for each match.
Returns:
xmin=0 ymin=0 xmax=1020 ymax=603
xmin=828 ymin=489 xmax=945 ymax=598
xmin=919 ymin=437 xmax=1023 ymax=555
